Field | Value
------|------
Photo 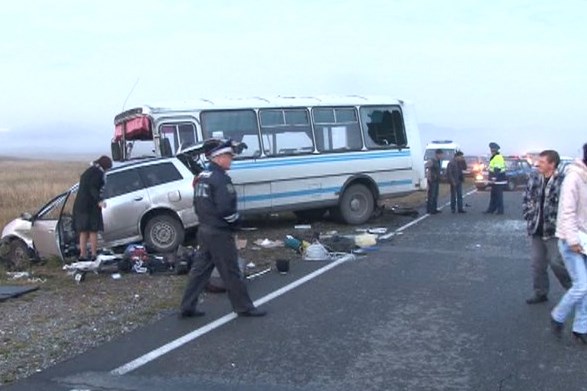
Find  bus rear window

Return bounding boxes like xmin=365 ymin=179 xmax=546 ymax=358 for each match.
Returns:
xmin=360 ymin=106 xmax=407 ymax=149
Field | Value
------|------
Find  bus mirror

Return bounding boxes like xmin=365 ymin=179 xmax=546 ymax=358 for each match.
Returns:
xmin=160 ymin=137 xmax=173 ymax=157
xmin=111 ymin=141 xmax=123 ymax=161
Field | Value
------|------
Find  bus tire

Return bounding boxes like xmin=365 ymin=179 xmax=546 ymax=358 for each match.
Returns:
xmin=144 ymin=214 xmax=184 ymax=253
xmin=337 ymin=184 xmax=375 ymax=225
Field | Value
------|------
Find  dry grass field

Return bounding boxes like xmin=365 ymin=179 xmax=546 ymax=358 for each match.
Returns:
xmin=0 ymin=159 xmax=87 ymax=231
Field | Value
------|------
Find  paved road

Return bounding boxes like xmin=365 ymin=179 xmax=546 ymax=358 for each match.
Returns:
xmin=6 ymin=190 xmax=587 ymax=391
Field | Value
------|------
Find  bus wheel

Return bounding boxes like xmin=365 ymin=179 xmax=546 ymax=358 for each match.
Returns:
xmin=294 ymin=208 xmax=327 ymax=222
xmin=337 ymin=184 xmax=374 ymax=225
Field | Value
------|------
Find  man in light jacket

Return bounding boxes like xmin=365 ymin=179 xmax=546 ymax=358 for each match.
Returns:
xmin=551 ymin=144 xmax=587 ymax=344
xmin=522 ymin=150 xmax=571 ymax=304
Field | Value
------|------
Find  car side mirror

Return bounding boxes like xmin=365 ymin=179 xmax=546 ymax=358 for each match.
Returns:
xmin=20 ymin=212 xmax=32 ymax=221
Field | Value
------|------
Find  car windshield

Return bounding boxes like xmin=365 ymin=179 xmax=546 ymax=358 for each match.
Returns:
xmin=505 ymin=160 xmax=518 ymax=170
xmin=424 ymin=149 xmax=455 ymax=160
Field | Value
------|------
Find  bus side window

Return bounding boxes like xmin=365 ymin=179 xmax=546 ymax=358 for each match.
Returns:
xmin=359 ymin=106 xmax=407 ymax=149
xmin=312 ymin=107 xmax=362 ymax=152
xmin=200 ymin=110 xmax=261 ymax=159
xmin=259 ymin=108 xmax=314 ymax=156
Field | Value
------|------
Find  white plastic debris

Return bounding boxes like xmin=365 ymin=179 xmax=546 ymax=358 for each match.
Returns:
xmin=253 ymin=238 xmax=284 ymax=248
xmin=6 ymin=271 xmax=30 ymax=279
xmin=355 ymin=233 xmax=378 ymax=248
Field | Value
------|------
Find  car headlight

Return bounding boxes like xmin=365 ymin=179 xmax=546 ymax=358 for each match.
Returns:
xmin=475 ymin=174 xmax=484 ymax=181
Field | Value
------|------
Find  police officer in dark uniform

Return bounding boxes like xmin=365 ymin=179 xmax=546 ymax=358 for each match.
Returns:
xmin=180 ymin=139 xmax=266 ymax=318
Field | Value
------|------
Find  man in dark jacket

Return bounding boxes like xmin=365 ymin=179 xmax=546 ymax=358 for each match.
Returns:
xmin=447 ymin=151 xmax=467 ymax=213
xmin=522 ymin=150 xmax=571 ymax=304
xmin=426 ymin=149 xmax=444 ymax=214
xmin=180 ymin=139 xmax=266 ymax=318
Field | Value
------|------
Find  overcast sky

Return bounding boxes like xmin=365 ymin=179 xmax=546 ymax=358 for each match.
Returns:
xmin=0 ymin=0 xmax=585 ymax=157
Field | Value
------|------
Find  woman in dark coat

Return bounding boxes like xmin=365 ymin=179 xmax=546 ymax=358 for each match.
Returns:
xmin=73 ymin=155 xmax=112 ymax=261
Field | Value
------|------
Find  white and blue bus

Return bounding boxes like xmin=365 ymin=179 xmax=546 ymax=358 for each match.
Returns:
xmin=112 ymin=96 xmax=426 ymax=225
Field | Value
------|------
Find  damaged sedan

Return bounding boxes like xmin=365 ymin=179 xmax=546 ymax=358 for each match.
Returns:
xmin=1 ymin=150 xmax=208 ymax=269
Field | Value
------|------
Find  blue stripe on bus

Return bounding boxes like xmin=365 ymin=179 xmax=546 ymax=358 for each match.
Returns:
xmin=238 ymin=179 xmax=413 ymax=203
xmin=231 ymin=150 xmax=411 ymax=170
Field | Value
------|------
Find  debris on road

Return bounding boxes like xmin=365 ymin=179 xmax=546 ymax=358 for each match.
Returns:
xmin=0 ymin=285 xmax=39 ymax=302
xmin=253 ymin=238 xmax=284 ymax=248
xmin=355 ymin=233 xmax=378 ymax=248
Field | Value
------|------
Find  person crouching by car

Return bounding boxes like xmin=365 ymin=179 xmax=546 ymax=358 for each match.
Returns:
xmin=447 ymin=151 xmax=467 ymax=214
xmin=426 ymin=149 xmax=444 ymax=215
xmin=72 ymin=155 xmax=112 ymax=261
xmin=522 ymin=150 xmax=571 ymax=305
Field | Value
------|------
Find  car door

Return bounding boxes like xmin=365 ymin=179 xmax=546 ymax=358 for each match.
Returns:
xmin=138 ymin=161 xmax=196 ymax=224
xmin=30 ymin=189 xmax=73 ymax=260
xmin=101 ymin=168 xmax=151 ymax=244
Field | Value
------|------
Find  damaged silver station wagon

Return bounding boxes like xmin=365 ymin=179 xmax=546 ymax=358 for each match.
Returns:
xmin=1 ymin=148 xmax=208 ymax=269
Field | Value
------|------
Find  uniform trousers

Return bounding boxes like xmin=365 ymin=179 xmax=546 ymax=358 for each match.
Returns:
xmin=486 ymin=184 xmax=504 ymax=214
xmin=180 ymin=226 xmax=255 ymax=314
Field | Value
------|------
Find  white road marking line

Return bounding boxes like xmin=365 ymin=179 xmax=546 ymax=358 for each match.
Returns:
xmin=111 ymin=254 xmax=355 ymax=376
xmin=112 ymin=190 xmax=479 ymax=376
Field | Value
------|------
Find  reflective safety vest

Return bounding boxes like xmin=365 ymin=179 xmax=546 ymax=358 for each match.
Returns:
xmin=489 ymin=153 xmax=507 ymax=185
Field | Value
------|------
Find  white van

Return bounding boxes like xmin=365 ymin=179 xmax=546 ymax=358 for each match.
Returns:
xmin=424 ymin=140 xmax=461 ymax=178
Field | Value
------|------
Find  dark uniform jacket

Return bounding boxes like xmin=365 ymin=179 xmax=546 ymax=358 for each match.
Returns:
xmin=522 ymin=170 xmax=565 ymax=238
xmin=193 ymin=162 xmax=241 ymax=231
xmin=447 ymin=158 xmax=465 ymax=185
xmin=425 ymin=158 xmax=442 ymax=182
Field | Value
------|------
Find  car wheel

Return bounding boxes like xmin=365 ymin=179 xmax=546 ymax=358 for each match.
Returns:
xmin=337 ymin=184 xmax=375 ymax=225
xmin=7 ymin=239 xmax=33 ymax=271
xmin=507 ymin=180 xmax=516 ymax=191
xmin=293 ymin=208 xmax=327 ymax=222
xmin=144 ymin=214 xmax=185 ymax=253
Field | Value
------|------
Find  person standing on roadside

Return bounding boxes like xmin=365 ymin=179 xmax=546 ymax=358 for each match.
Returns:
xmin=426 ymin=149 xmax=444 ymax=215
xmin=180 ymin=139 xmax=266 ymax=318
xmin=447 ymin=151 xmax=467 ymax=214
xmin=73 ymin=155 xmax=112 ymax=261
xmin=551 ymin=144 xmax=587 ymax=344
xmin=484 ymin=142 xmax=507 ymax=215
xmin=522 ymin=150 xmax=571 ymax=304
